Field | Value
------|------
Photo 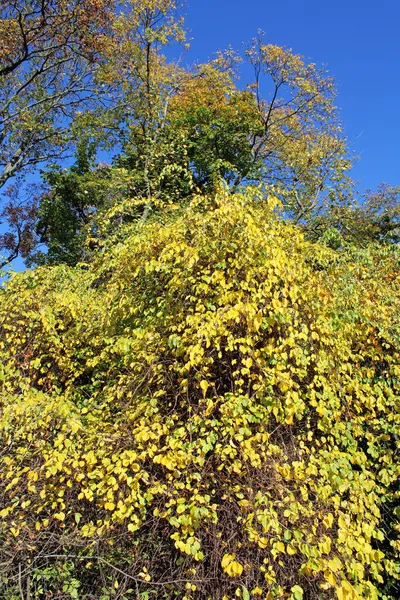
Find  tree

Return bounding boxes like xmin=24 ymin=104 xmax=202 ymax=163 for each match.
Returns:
xmin=167 ymin=61 xmax=264 ymax=189
xmin=240 ymin=34 xmax=352 ymax=220
xmin=106 ymin=32 xmax=352 ymax=219
xmin=96 ymin=31 xmax=353 ymax=224
xmin=0 ymin=0 xmax=114 ymax=190
xmin=0 ymin=182 xmax=38 ymax=268
xmin=59 ymin=35 xmax=353 ymax=259
xmin=17 ymin=0 xmax=190 ymax=266
xmin=306 ymin=183 xmax=400 ymax=247
xmin=0 ymin=0 xmax=189 ymax=267
xmin=30 ymin=141 xmax=100 ymax=266
xmin=4 ymin=2 xmax=397 ymax=270
xmin=94 ymin=0 xmax=189 ymax=205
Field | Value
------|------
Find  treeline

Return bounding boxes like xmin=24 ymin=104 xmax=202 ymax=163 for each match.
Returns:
xmin=0 ymin=0 xmax=398 ymax=269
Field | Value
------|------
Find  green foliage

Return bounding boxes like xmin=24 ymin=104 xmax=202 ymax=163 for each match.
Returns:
xmin=32 ymin=143 xmax=100 ymax=266
xmin=0 ymin=189 xmax=399 ymax=599
xmin=307 ymin=184 xmax=400 ymax=248
xmin=167 ymin=66 xmax=264 ymax=188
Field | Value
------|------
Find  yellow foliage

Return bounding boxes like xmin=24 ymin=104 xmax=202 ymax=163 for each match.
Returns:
xmin=221 ymin=554 xmax=244 ymax=577
xmin=0 ymin=189 xmax=399 ymax=598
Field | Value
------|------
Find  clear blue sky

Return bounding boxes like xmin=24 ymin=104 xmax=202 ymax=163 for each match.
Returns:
xmin=184 ymin=0 xmax=400 ymax=191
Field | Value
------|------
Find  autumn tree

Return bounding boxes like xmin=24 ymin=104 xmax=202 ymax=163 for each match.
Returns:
xmin=238 ymin=35 xmax=351 ymax=220
xmin=31 ymin=32 xmax=355 ymax=266
xmin=0 ymin=0 xmax=116 ymax=267
xmin=95 ymin=0 xmax=189 ymax=205
xmin=0 ymin=0 xmax=117 ymax=190
xmin=2 ymin=2 xmax=397 ymax=269
xmin=166 ymin=60 xmax=264 ymax=189
xmin=107 ymin=32 xmax=353 ymax=221
xmin=306 ymin=183 xmax=400 ymax=248
xmin=5 ymin=0 xmax=189 ymax=267
xmin=0 ymin=0 xmax=188 ymax=266
xmin=0 ymin=182 xmax=39 ymax=268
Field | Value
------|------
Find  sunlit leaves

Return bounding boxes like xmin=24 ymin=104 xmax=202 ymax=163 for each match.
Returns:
xmin=0 ymin=189 xmax=399 ymax=598
xmin=221 ymin=554 xmax=244 ymax=577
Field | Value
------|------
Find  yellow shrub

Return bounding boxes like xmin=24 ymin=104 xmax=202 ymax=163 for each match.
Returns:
xmin=0 ymin=190 xmax=399 ymax=599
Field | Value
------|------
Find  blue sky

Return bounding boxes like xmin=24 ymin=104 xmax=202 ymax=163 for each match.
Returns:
xmin=184 ymin=0 xmax=399 ymax=191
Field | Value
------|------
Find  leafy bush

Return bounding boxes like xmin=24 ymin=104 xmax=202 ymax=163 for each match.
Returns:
xmin=0 ymin=190 xmax=399 ymax=599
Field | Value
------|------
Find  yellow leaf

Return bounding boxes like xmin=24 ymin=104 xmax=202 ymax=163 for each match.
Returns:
xmin=70 ymin=420 xmax=80 ymax=433
xmin=221 ymin=553 xmax=243 ymax=577
xmin=200 ymin=380 xmax=209 ymax=396
xmin=254 ymin=311 xmax=262 ymax=331
xmin=251 ymin=587 xmax=263 ymax=596
xmin=324 ymin=570 xmax=336 ymax=586
xmin=319 ymin=537 xmax=331 ymax=555
xmin=336 ymin=581 xmax=360 ymax=600
xmin=323 ymin=513 xmax=334 ymax=528
xmin=226 ymin=560 xmax=243 ymax=577
xmin=221 ymin=553 xmax=236 ymax=569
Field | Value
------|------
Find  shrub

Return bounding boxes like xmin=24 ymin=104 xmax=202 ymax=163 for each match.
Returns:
xmin=0 ymin=190 xmax=399 ymax=599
